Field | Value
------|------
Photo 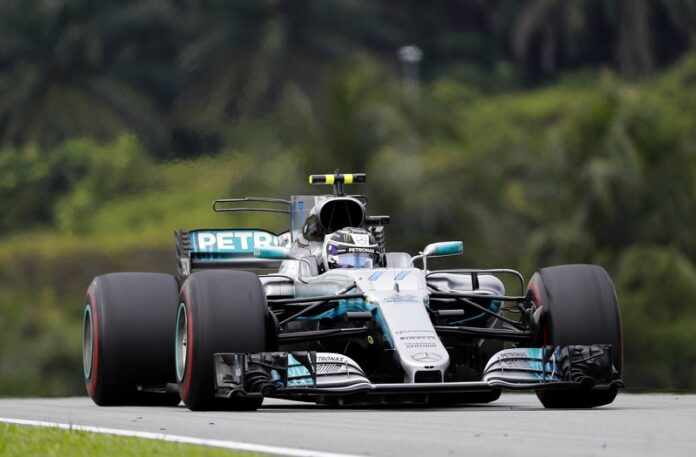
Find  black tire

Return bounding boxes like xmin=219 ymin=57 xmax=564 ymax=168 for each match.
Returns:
xmin=527 ymin=264 xmax=622 ymax=409
xmin=84 ymin=273 xmax=181 ymax=406
xmin=176 ymin=270 xmax=268 ymax=411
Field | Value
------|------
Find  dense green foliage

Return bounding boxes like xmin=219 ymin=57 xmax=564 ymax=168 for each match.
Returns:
xmin=0 ymin=1 xmax=695 ymax=395
xmin=2 ymin=53 xmax=696 ymax=394
xmin=0 ymin=423 xmax=253 ymax=456
xmin=1 ymin=1 xmax=695 ymax=154
xmin=0 ymin=136 xmax=150 ymax=233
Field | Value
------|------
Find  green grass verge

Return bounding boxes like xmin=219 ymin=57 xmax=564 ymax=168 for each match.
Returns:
xmin=0 ymin=423 xmax=259 ymax=457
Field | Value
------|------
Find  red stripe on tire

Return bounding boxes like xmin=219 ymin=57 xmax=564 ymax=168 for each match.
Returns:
xmin=179 ymin=285 xmax=194 ymax=401
xmin=86 ymin=285 xmax=100 ymax=398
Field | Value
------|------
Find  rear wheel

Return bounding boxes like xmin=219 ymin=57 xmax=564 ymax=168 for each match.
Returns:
xmin=84 ymin=273 xmax=180 ymax=406
xmin=176 ymin=270 xmax=269 ymax=411
xmin=528 ymin=264 xmax=622 ymax=408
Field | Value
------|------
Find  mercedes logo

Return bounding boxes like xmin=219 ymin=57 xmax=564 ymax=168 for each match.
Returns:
xmin=411 ymin=352 xmax=442 ymax=362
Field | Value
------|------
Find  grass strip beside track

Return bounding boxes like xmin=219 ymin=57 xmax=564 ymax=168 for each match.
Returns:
xmin=0 ymin=423 xmax=258 ymax=457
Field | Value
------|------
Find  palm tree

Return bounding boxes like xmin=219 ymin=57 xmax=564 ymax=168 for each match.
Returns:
xmin=172 ymin=0 xmax=396 ymax=137
xmin=510 ymin=0 xmax=696 ymax=77
xmin=0 ymin=0 xmax=182 ymax=150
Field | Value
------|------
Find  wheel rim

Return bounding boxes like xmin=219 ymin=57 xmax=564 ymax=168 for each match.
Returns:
xmin=175 ymin=302 xmax=188 ymax=382
xmin=82 ymin=304 xmax=93 ymax=379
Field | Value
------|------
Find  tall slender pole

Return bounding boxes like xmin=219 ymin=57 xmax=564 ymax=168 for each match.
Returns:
xmin=397 ymin=45 xmax=423 ymax=96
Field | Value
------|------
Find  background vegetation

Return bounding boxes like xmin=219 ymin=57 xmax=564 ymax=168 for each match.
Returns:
xmin=1 ymin=0 xmax=695 ymax=395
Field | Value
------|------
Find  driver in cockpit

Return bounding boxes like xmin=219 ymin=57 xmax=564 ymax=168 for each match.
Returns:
xmin=322 ymin=227 xmax=381 ymax=271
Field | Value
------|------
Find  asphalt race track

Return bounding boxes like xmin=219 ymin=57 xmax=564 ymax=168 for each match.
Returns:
xmin=0 ymin=394 xmax=694 ymax=456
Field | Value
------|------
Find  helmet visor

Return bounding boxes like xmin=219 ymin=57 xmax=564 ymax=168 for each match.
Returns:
xmin=334 ymin=253 xmax=378 ymax=268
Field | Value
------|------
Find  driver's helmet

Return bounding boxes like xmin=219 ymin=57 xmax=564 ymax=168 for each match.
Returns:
xmin=323 ymin=227 xmax=380 ymax=270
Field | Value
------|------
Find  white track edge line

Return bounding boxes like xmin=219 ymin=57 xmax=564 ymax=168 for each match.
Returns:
xmin=0 ymin=417 xmax=365 ymax=457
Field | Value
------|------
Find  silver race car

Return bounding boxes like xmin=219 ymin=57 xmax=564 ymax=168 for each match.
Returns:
xmin=83 ymin=172 xmax=623 ymax=410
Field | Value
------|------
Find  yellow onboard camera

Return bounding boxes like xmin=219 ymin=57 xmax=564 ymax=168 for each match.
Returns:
xmin=308 ymin=172 xmax=366 ymax=196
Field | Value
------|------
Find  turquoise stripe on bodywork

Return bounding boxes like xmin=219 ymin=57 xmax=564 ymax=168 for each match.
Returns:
xmin=296 ymin=298 xmax=375 ymax=321
xmin=254 ymin=246 xmax=288 ymax=259
xmin=368 ymin=271 xmax=384 ymax=281
xmin=394 ymin=270 xmax=410 ymax=280
xmin=287 ymin=354 xmax=314 ymax=386
xmin=520 ymin=348 xmax=560 ymax=381
xmin=295 ymin=297 xmax=395 ymax=348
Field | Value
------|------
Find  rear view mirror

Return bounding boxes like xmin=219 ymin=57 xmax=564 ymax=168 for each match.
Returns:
xmin=411 ymin=241 xmax=463 ymax=271
xmin=422 ymin=241 xmax=463 ymax=257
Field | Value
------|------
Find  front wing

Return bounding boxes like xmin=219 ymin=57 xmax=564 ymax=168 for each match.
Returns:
xmin=213 ymin=345 xmax=622 ymax=401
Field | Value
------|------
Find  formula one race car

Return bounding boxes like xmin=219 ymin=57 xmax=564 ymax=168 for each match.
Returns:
xmin=82 ymin=172 xmax=623 ymax=410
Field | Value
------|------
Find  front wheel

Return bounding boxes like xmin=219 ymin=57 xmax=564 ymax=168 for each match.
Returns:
xmin=528 ymin=264 xmax=622 ymax=408
xmin=176 ymin=270 xmax=269 ymax=411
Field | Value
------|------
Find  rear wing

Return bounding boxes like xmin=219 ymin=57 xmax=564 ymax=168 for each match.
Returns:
xmin=175 ymin=173 xmax=381 ymax=283
xmin=175 ymin=229 xmax=287 ymax=283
